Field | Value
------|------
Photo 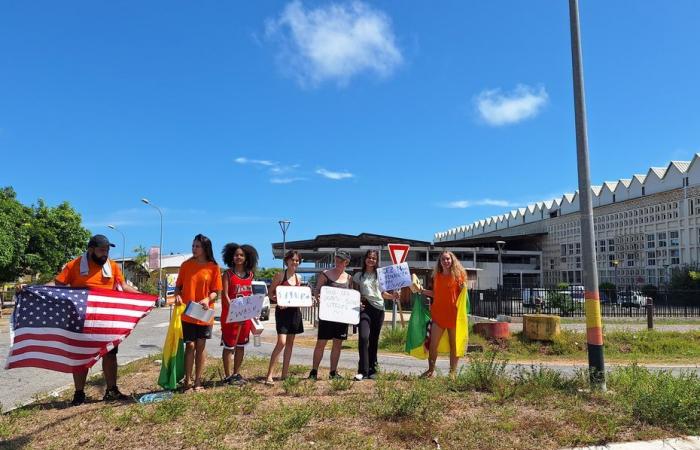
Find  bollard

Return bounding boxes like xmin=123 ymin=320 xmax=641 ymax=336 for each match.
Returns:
xmin=646 ymin=297 xmax=654 ymax=330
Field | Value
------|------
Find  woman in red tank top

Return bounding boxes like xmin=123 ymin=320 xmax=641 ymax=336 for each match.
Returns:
xmin=221 ymin=243 xmax=258 ymax=385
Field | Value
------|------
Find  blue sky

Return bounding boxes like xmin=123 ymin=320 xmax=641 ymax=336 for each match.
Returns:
xmin=2 ymin=1 xmax=699 ymax=268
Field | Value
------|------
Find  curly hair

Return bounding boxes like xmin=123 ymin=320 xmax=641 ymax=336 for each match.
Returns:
xmin=221 ymin=242 xmax=258 ymax=273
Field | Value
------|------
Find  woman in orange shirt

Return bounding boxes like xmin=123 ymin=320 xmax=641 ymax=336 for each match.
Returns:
xmin=174 ymin=234 xmax=222 ymax=392
xmin=420 ymin=251 xmax=467 ymax=377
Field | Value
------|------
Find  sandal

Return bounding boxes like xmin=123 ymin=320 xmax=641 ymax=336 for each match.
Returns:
xmin=263 ymin=379 xmax=275 ymax=386
xmin=420 ymin=370 xmax=436 ymax=379
xmin=193 ymin=385 xmax=205 ymax=392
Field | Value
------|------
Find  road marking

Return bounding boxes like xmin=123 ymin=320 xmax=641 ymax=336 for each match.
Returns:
xmin=153 ymin=322 xmax=169 ymax=328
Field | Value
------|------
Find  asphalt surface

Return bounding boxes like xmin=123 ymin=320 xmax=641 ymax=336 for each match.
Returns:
xmin=2 ymin=306 xmax=699 ymax=412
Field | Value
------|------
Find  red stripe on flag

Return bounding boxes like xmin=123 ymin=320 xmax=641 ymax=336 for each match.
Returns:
xmin=13 ymin=333 xmax=110 ymax=347
xmin=88 ymin=287 xmax=158 ymax=302
xmin=85 ymin=301 xmax=152 ymax=312
xmin=11 ymin=345 xmax=101 ymax=360
xmin=81 ymin=327 xmax=134 ymax=335
xmin=85 ymin=313 xmax=141 ymax=324
xmin=7 ymin=358 xmax=93 ymax=374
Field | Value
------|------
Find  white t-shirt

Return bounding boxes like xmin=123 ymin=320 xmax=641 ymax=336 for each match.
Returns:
xmin=352 ymin=271 xmax=385 ymax=311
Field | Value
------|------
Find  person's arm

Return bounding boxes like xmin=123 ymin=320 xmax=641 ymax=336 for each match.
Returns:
xmin=269 ymin=271 xmax=284 ymax=309
xmin=202 ymin=268 xmax=222 ymax=309
xmin=121 ymin=283 xmax=140 ymax=293
xmin=313 ymin=272 xmax=327 ymax=305
xmin=173 ymin=285 xmax=183 ymax=305
xmin=221 ymin=271 xmax=230 ymax=305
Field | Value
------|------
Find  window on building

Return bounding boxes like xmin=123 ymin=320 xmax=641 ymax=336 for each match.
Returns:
xmin=560 ymin=244 xmax=566 ymax=257
xmin=658 ymin=232 xmax=667 ymax=247
xmin=575 ymin=242 xmax=581 ymax=254
xmin=670 ymin=249 xmax=680 ymax=265
xmin=599 ymin=240 xmax=606 ymax=252
xmin=608 ymin=254 xmax=616 ymax=267
xmin=670 ymin=231 xmax=679 ymax=246
xmin=568 ymin=243 xmax=574 ymax=255
xmin=608 ymin=239 xmax=615 ymax=252
xmin=642 ymin=187 xmax=646 ymax=196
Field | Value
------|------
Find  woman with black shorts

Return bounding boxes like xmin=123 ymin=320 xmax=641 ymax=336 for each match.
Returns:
xmin=308 ymin=250 xmax=352 ymax=380
xmin=264 ymin=250 xmax=304 ymax=385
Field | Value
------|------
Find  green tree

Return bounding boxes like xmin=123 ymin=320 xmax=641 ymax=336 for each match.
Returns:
xmin=255 ymin=267 xmax=282 ymax=280
xmin=0 ymin=187 xmax=32 ymax=282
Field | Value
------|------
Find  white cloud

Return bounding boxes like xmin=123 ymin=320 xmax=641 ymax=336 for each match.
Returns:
xmin=475 ymin=84 xmax=548 ymax=126
xmin=235 ymin=157 xmax=276 ymax=166
xmin=316 ymin=168 xmax=354 ymax=180
xmin=265 ymin=0 xmax=402 ymax=87
xmin=270 ymin=177 xmax=306 ymax=184
xmin=439 ymin=199 xmax=519 ymax=209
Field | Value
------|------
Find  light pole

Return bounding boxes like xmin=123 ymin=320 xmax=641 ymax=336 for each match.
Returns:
xmin=279 ymin=220 xmax=291 ymax=268
xmin=663 ymin=263 xmax=670 ymax=286
xmin=496 ymin=240 xmax=505 ymax=288
xmin=569 ymin=0 xmax=605 ymax=389
xmin=107 ymin=224 xmax=126 ymax=274
xmin=141 ymin=198 xmax=163 ymax=305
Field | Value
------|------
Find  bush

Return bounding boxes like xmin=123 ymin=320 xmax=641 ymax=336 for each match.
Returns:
xmin=373 ymin=378 xmax=440 ymax=422
xmin=447 ymin=351 xmax=509 ymax=393
xmin=282 ymin=376 xmax=316 ymax=397
xmin=329 ymin=376 xmax=352 ymax=392
xmin=379 ymin=326 xmax=406 ymax=352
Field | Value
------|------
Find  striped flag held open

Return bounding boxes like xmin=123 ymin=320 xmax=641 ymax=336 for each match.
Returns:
xmin=5 ymin=285 xmax=156 ymax=373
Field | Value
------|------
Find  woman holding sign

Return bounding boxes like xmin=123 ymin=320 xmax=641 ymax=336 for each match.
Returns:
xmin=308 ymin=250 xmax=353 ymax=380
xmin=221 ymin=243 xmax=258 ymax=385
xmin=174 ymin=234 xmax=222 ymax=392
xmin=264 ymin=250 xmax=304 ymax=385
xmin=419 ymin=251 xmax=467 ymax=377
xmin=352 ymin=250 xmax=399 ymax=381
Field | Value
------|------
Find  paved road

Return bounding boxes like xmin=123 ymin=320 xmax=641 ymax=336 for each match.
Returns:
xmin=2 ymin=306 xmax=699 ymax=411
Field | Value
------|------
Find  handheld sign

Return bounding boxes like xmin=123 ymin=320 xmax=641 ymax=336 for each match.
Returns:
xmin=276 ymin=285 xmax=313 ymax=307
xmin=226 ymin=294 xmax=265 ymax=323
xmin=377 ymin=262 xmax=413 ymax=292
xmin=387 ymin=243 xmax=410 ymax=264
xmin=184 ymin=301 xmax=215 ymax=323
xmin=319 ymin=286 xmax=361 ymax=325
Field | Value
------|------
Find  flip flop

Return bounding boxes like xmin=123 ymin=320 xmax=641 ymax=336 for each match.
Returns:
xmin=263 ymin=379 xmax=275 ymax=386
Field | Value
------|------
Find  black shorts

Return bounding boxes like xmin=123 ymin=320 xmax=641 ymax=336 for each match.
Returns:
xmin=317 ymin=319 xmax=348 ymax=340
xmin=275 ymin=307 xmax=304 ymax=335
xmin=182 ymin=321 xmax=213 ymax=342
xmin=107 ymin=346 xmax=118 ymax=355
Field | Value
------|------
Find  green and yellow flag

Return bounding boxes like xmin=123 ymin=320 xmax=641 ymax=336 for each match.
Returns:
xmin=405 ymin=288 xmax=469 ymax=358
xmin=157 ymin=304 xmax=185 ymax=390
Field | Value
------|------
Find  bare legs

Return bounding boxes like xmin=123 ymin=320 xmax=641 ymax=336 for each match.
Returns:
xmin=422 ymin=323 xmax=459 ymax=377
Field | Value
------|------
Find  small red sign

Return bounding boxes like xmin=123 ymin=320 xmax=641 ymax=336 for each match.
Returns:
xmin=387 ymin=243 xmax=410 ymax=265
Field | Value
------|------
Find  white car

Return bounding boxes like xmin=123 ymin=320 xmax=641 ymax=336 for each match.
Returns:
xmin=252 ymin=281 xmax=271 ymax=320
xmin=618 ymin=291 xmax=649 ymax=308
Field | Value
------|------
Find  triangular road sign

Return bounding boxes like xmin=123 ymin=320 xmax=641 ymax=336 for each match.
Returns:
xmin=387 ymin=243 xmax=410 ymax=265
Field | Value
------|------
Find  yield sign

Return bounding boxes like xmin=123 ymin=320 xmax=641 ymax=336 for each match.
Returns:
xmin=387 ymin=243 xmax=410 ymax=265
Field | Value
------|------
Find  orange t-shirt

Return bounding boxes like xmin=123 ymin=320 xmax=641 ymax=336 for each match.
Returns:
xmin=176 ymin=259 xmax=222 ymax=325
xmin=55 ymin=256 xmax=124 ymax=290
xmin=431 ymin=272 xmax=466 ymax=329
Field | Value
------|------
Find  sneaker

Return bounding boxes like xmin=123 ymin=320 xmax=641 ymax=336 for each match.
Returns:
xmin=228 ymin=374 xmax=246 ymax=386
xmin=308 ymin=369 xmax=318 ymax=380
xmin=329 ymin=371 xmax=342 ymax=380
xmin=103 ymin=387 xmax=129 ymax=402
xmin=368 ymin=373 xmax=378 ymax=380
xmin=71 ymin=390 xmax=86 ymax=406
xmin=353 ymin=374 xmax=364 ymax=381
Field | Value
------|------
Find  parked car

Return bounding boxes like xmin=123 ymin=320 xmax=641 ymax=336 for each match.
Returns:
xmin=252 ymin=281 xmax=270 ymax=320
xmin=618 ymin=291 xmax=648 ymax=308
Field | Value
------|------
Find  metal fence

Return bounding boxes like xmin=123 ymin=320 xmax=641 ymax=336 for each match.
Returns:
xmin=469 ymin=287 xmax=700 ymax=318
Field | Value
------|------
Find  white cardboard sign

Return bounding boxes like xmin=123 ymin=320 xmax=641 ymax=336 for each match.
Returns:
xmin=226 ymin=294 xmax=265 ymax=323
xmin=276 ymin=285 xmax=313 ymax=307
xmin=184 ymin=301 xmax=215 ymax=323
xmin=377 ymin=262 xmax=413 ymax=292
xmin=319 ymin=286 xmax=361 ymax=325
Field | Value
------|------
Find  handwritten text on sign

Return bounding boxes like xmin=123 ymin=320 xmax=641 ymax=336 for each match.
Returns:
xmin=226 ymin=294 xmax=265 ymax=323
xmin=377 ymin=262 xmax=413 ymax=292
xmin=276 ymin=285 xmax=313 ymax=307
xmin=319 ymin=286 xmax=361 ymax=325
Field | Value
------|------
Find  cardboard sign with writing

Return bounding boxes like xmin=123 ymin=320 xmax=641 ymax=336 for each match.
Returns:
xmin=184 ymin=301 xmax=214 ymax=323
xmin=225 ymin=294 xmax=265 ymax=323
xmin=319 ymin=286 xmax=361 ymax=325
xmin=377 ymin=262 xmax=413 ymax=292
xmin=276 ymin=286 xmax=313 ymax=307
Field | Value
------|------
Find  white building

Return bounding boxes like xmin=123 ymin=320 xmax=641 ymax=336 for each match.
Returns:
xmin=435 ymin=155 xmax=700 ymax=287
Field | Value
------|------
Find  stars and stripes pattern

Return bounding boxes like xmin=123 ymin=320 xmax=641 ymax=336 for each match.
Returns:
xmin=5 ymin=285 xmax=156 ymax=373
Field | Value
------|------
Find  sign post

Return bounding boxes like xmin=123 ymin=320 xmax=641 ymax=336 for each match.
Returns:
xmin=387 ymin=243 xmax=410 ymax=328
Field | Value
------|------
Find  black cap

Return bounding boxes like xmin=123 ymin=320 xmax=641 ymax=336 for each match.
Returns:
xmin=88 ymin=234 xmax=116 ymax=248
xmin=335 ymin=250 xmax=351 ymax=261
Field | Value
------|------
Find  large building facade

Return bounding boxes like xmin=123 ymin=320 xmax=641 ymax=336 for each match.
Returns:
xmin=435 ymin=155 xmax=700 ymax=288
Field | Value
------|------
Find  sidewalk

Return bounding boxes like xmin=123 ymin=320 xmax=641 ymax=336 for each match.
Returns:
xmin=562 ymin=436 xmax=700 ymax=449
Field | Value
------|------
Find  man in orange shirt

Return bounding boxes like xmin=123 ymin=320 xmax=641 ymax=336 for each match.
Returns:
xmin=50 ymin=234 xmax=141 ymax=406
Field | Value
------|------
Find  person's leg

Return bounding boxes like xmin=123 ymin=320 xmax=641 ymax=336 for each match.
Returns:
xmin=184 ymin=341 xmax=196 ymax=387
xmin=329 ymin=338 xmax=343 ymax=373
xmin=446 ymin=327 xmax=459 ymax=374
xmin=233 ymin=346 xmax=245 ymax=375
xmin=423 ymin=323 xmax=445 ymax=377
xmin=266 ymin=334 xmax=287 ymax=382
xmin=73 ymin=370 xmax=88 ymax=392
xmin=368 ymin=308 xmax=384 ymax=375
xmin=311 ymin=339 xmax=327 ymax=371
xmin=194 ymin=338 xmax=207 ymax=387
xmin=357 ymin=311 xmax=371 ymax=376
xmin=102 ymin=351 xmax=118 ymax=389
xmin=281 ymin=335 xmax=296 ymax=379
xmin=222 ymin=348 xmax=233 ymax=378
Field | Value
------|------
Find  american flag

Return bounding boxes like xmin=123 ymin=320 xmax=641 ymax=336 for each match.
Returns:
xmin=5 ymin=285 xmax=155 ymax=373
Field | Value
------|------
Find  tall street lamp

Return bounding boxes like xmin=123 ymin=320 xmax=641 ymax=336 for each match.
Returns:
xmin=496 ymin=240 xmax=506 ymax=288
xmin=107 ymin=224 xmax=126 ymax=274
xmin=569 ymin=0 xmax=605 ymax=389
xmin=279 ymin=220 xmax=291 ymax=268
xmin=141 ymin=198 xmax=163 ymax=304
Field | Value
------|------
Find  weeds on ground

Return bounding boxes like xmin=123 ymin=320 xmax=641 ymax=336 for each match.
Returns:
xmin=281 ymin=376 xmax=316 ymax=397
xmin=372 ymin=377 xmax=441 ymax=422
xmin=328 ymin=376 xmax=352 ymax=392
xmin=253 ymin=402 xmax=316 ymax=445
xmin=446 ymin=351 xmax=509 ymax=393
xmin=378 ymin=326 xmax=407 ymax=352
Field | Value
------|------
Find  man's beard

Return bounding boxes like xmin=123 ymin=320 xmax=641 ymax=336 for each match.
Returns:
xmin=91 ymin=253 xmax=108 ymax=266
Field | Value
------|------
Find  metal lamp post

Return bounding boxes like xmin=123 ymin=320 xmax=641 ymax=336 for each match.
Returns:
xmin=141 ymin=198 xmax=164 ymax=305
xmin=496 ymin=241 xmax=506 ymax=288
xmin=279 ymin=220 xmax=291 ymax=267
xmin=107 ymin=224 xmax=126 ymax=274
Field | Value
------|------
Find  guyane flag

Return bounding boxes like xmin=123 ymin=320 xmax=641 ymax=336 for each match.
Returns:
xmin=158 ymin=304 xmax=185 ymax=390
xmin=405 ymin=288 xmax=469 ymax=358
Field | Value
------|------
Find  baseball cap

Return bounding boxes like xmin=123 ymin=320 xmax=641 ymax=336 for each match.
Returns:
xmin=88 ymin=234 xmax=116 ymax=248
xmin=335 ymin=250 xmax=351 ymax=261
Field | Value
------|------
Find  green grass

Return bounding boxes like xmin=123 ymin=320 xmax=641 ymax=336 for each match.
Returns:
xmin=328 ymin=375 xmax=352 ymax=392
xmin=372 ymin=377 xmax=441 ymax=422
xmin=253 ymin=402 xmax=316 ymax=446
xmin=378 ymin=325 xmax=407 ymax=352
xmin=281 ymin=376 xmax=316 ymax=397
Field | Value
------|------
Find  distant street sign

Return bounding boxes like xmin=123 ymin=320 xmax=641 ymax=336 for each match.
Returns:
xmin=387 ymin=243 xmax=410 ymax=265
